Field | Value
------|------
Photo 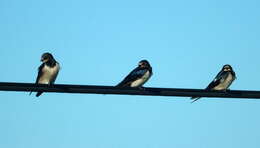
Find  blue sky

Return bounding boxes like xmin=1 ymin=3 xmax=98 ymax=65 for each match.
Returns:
xmin=1 ymin=0 xmax=260 ymax=147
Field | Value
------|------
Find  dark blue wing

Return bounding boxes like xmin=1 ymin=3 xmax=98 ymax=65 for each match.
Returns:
xmin=117 ymin=67 xmax=148 ymax=87
xmin=206 ymin=71 xmax=229 ymax=90
xmin=36 ymin=63 xmax=45 ymax=83
xmin=30 ymin=63 xmax=45 ymax=97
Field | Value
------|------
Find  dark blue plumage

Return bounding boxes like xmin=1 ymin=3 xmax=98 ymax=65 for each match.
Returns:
xmin=117 ymin=60 xmax=152 ymax=88
xmin=30 ymin=53 xmax=60 ymax=97
xmin=191 ymin=64 xmax=236 ymax=103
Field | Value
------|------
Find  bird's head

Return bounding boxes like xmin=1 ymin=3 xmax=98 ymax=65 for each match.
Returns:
xmin=138 ymin=60 xmax=151 ymax=68
xmin=222 ymin=64 xmax=233 ymax=72
xmin=41 ymin=52 xmax=55 ymax=63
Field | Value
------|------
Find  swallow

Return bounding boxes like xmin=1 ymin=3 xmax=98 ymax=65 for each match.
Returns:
xmin=30 ymin=52 xmax=60 ymax=97
xmin=191 ymin=64 xmax=236 ymax=103
xmin=116 ymin=60 xmax=153 ymax=88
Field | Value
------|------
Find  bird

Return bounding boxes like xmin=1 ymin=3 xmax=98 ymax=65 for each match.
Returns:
xmin=116 ymin=60 xmax=153 ymax=88
xmin=191 ymin=64 xmax=236 ymax=103
xmin=30 ymin=52 xmax=60 ymax=97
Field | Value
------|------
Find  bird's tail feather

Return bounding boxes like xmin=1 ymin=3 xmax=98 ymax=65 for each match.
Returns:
xmin=36 ymin=91 xmax=43 ymax=97
xmin=190 ymin=97 xmax=201 ymax=103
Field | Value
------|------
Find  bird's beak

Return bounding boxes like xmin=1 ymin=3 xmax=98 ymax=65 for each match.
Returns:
xmin=41 ymin=58 xmax=44 ymax=62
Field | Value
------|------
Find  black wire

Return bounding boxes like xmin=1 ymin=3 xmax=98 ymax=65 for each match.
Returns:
xmin=0 ymin=82 xmax=260 ymax=99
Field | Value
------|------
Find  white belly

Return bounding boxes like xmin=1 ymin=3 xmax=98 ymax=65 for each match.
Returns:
xmin=38 ymin=63 xmax=60 ymax=84
xmin=130 ymin=71 xmax=151 ymax=87
xmin=213 ymin=73 xmax=233 ymax=90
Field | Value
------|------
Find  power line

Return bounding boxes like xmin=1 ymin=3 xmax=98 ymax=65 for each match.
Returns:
xmin=0 ymin=82 xmax=260 ymax=99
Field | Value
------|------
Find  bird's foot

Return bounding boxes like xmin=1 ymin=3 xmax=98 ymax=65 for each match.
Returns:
xmin=224 ymin=89 xmax=231 ymax=92
xmin=48 ymin=83 xmax=55 ymax=89
xmin=138 ymin=87 xmax=146 ymax=91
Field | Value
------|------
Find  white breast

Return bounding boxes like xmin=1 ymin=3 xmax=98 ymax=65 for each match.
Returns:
xmin=213 ymin=73 xmax=234 ymax=90
xmin=38 ymin=63 xmax=60 ymax=84
xmin=130 ymin=71 xmax=151 ymax=87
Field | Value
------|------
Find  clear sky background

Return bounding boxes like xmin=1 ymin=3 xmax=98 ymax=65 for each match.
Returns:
xmin=1 ymin=0 xmax=260 ymax=147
